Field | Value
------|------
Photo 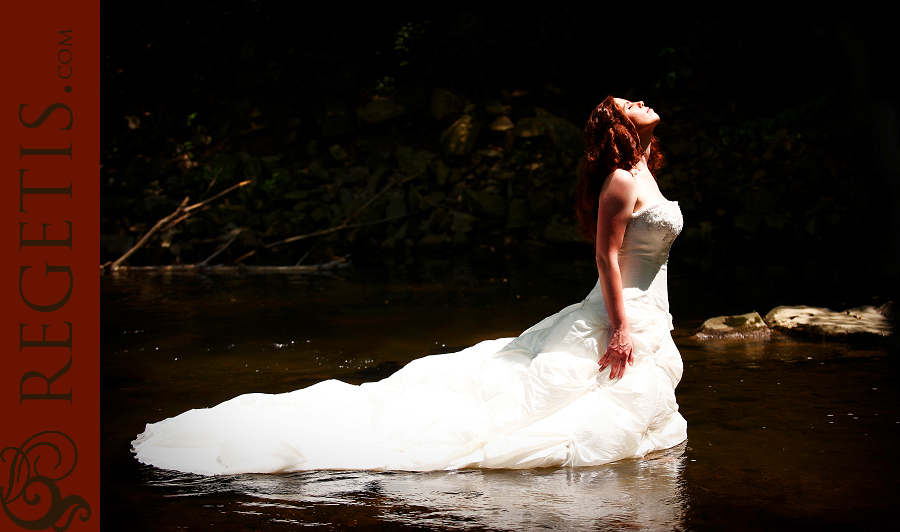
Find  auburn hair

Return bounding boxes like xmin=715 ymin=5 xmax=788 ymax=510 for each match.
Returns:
xmin=574 ymin=95 xmax=665 ymax=242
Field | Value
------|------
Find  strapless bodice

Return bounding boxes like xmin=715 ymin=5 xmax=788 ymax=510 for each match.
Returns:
xmin=623 ymin=201 xmax=682 ymax=261
xmin=619 ymin=200 xmax=682 ymax=288
xmin=584 ymin=200 xmax=682 ymax=308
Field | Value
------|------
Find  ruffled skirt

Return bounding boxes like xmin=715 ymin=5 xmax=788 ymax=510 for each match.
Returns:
xmin=133 ymin=282 xmax=687 ymax=475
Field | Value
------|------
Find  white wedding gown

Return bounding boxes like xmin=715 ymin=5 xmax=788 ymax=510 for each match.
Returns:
xmin=133 ymin=201 xmax=687 ymax=475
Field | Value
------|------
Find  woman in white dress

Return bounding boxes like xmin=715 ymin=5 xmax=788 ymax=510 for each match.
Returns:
xmin=576 ymin=96 xmax=671 ymax=380
xmin=132 ymin=96 xmax=687 ymax=475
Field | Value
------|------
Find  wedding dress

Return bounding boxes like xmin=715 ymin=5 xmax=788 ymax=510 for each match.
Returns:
xmin=132 ymin=201 xmax=687 ymax=475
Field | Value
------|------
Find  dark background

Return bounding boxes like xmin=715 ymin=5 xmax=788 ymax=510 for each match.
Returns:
xmin=100 ymin=6 xmax=898 ymax=313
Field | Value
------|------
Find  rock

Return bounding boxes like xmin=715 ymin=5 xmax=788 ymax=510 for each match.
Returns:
xmin=526 ymin=191 xmax=554 ymax=219
xmin=535 ymin=109 xmax=584 ymax=154
xmin=329 ymin=144 xmax=346 ymax=162
xmin=543 ymin=214 xmax=583 ymax=243
xmin=306 ymin=140 xmax=319 ymax=158
xmin=433 ymin=160 xmax=450 ymax=186
xmin=418 ymin=232 xmax=452 ymax=246
xmin=313 ymin=98 xmax=352 ymax=136
xmin=514 ymin=116 xmax=546 ymax=138
xmin=450 ymin=211 xmax=477 ymax=244
xmin=307 ymin=161 xmax=330 ymax=181
xmin=397 ymin=147 xmax=431 ymax=176
xmin=764 ymin=305 xmax=893 ymax=339
xmin=431 ymin=89 xmax=464 ymax=121
xmin=427 ymin=207 xmax=450 ymax=234
xmin=506 ymin=198 xmax=529 ymax=229
xmin=490 ymin=116 xmax=515 ymax=131
xmin=485 ymin=101 xmax=512 ymax=115
xmin=357 ymin=99 xmax=405 ymax=124
xmin=694 ymin=311 xmax=770 ymax=340
xmin=441 ymin=115 xmax=482 ymax=156
xmin=385 ymin=189 xmax=407 ymax=219
xmin=476 ymin=147 xmax=504 ymax=158
xmin=465 ymin=189 xmax=506 ymax=219
xmin=345 ymin=166 xmax=367 ymax=184
xmin=513 ymin=110 xmax=584 ymax=154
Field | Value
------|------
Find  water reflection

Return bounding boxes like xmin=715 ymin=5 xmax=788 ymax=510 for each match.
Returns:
xmin=146 ymin=442 xmax=686 ymax=531
xmin=104 ymin=265 xmax=900 ymax=530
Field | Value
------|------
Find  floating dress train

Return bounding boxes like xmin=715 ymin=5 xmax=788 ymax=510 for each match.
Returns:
xmin=133 ymin=201 xmax=687 ymax=475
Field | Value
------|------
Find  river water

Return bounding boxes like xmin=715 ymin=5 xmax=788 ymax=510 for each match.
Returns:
xmin=101 ymin=255 xmax=899 ymax=531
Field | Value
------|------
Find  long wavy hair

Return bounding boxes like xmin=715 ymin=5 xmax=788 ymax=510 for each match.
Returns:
xmin=574 ymin=95 xmax=665 ymax=242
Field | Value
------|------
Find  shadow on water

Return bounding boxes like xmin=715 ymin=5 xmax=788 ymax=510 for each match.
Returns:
xmin=102 ymin=256 xmax=899 ymax=531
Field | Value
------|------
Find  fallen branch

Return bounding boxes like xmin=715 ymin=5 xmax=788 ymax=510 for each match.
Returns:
xmin=108 ymin=180 xmax=252 ymax=271
xmin=197 ymin=166 xmax=223 ymax=202
xmin=265 ymin=211 xmax=419 ymax=249
xmin=109 ymin=197 xmax=189 ymax=271
xmin=105 ymin=256 xmax=350 ymax=275
xmin=229 ymin=211 xmax=419 ymax=265
xmin=264 ymin=174 xmax=423 ymax=252
xmin=295 ymin=241 xmax=320 ymax=266
xmin=341 ymin=172 xmax=419 ymax=226
xmin=221 ymin=173 xmax=426 ymax=264
xmin=159 ymin=179 xmax=252 ymax=233
xmin=197 ymin=230 xmax=240 ymax=267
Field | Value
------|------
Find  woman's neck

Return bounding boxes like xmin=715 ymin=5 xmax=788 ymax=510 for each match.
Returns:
xmin=638 ymin=128 xmax=653 ymax=156
xmin=636 ymin=145 xmax=651 ymax=169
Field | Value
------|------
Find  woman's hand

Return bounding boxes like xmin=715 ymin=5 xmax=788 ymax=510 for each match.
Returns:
xmin=599 ymin=328 xmax=633 ymax=379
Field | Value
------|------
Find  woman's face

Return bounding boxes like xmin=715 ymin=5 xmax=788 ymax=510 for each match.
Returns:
xmin=614 ymin=98 xmax=660 ymax=132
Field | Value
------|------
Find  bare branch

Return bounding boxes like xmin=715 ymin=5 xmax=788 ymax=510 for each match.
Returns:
xmin=110 ymin=197 xmax=189 ymax=270
xmin=265 ymin=174 xmax=424 ymax=252
xmin=265 ymin=211 xmax=418 ymax=249
xmin=197 ymin=230 xmax=240 ymax=266
xmin=108 ymin=180 xmax=252 ymax=270
xmin=184 ymin=180 xmax=252 ymax=215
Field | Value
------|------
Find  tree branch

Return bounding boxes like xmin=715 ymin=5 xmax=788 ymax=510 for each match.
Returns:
xmin=108 ymin=180 xmax=252 ymax=270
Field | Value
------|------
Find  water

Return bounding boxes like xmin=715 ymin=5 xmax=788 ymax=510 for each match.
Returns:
xmin=101 ymin=256 xmax=899 ymax=530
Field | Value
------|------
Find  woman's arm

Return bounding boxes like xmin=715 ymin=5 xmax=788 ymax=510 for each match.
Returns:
xmin=595 ymin=169 xmax=638 ymax=379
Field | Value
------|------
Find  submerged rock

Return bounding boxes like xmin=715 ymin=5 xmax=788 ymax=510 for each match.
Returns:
xmin=764 ymin=304 xmax=893 ymax=339
xmin=694 ymin=311 xmax=770 ymax=340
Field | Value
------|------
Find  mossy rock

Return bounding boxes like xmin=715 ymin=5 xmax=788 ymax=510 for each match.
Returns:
xmin=695 ymin=311 xmax=770 ymax=340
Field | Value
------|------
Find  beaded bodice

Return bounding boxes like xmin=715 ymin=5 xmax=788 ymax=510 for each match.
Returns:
xmin=627 ymin=201 xmax=682 ymax=255
xmin=618 ymin=201 xmax=682 ymax=292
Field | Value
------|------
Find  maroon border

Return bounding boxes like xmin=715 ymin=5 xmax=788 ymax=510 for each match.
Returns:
xmin=1 ymin=2 xmax=99 ymax=531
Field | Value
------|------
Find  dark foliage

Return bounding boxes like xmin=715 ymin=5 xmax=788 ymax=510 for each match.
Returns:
xmin=100 ymin=7 xmax=897 ymax=304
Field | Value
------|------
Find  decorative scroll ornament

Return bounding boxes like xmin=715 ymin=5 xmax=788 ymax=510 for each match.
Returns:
xmin=1 ymin=431 xmax=91 ymax=531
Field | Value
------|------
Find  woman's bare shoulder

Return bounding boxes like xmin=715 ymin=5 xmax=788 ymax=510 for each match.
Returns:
xmin=601 ymin=169 xmax=639 ymax=203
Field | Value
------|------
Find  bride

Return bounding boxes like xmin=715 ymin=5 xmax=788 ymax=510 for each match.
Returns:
xmin=132 ymin=96 xmax=687 ymax=475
